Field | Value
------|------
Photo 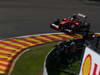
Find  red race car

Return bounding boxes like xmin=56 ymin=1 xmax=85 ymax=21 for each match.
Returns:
xmin=50 ymin=13 xmax=90 ymax=34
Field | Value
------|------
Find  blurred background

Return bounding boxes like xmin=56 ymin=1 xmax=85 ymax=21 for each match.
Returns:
xmin=0 ymin=0 xmax=100 ymax=39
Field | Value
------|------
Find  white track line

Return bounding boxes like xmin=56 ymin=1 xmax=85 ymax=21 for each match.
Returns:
xmin=3 ymin=32 xmax=100 ymax=75
xmin=7 ymin=33 xmax=63 ymax=75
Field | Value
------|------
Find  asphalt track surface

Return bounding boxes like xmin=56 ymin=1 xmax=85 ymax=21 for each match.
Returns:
xmin=0 ymin=0 xmax=100 ymax=39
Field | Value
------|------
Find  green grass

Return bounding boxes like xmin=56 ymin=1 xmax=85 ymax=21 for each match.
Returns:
xmin=0 ymin=43 xmax=81 ymax=75
xmin=10 ymin=43 xmax=55 ymax=75
xmin=60 ymin=61 xmax=81 ymax=75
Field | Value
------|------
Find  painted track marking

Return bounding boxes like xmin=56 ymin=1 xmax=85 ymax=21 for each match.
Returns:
xmin=0 ymin=33 xmax=99 ymax=74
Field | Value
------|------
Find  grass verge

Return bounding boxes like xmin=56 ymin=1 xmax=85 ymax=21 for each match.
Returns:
xmin=0 ymin=43 xmax=81 ymax=75
xmin=10 ymin=43 xmax=55 ymax=75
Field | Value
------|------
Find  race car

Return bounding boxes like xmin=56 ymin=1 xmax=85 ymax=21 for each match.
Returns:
xmin=46 ymin=14 xmax=100 ymax=75
xmin=50 ymin=13 xmax=90 ymax=34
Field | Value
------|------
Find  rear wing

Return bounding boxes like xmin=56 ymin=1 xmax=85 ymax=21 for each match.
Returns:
xmin=78 ymin=13 xmax=87 ymax=18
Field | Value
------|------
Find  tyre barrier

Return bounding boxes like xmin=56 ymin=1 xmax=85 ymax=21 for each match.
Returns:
xmin=43 ymin=33 xmax=100 ymax=75
xmin=0 ymin=33 xmax=82 ymax=74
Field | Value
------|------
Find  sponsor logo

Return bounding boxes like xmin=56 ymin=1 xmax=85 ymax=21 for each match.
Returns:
xmin=81 ymin=53 xmax=100 ymax=75
xmin=82 ymin=54 xmax=92 ymax=75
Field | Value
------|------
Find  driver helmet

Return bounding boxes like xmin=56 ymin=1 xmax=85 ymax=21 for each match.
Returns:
xmin=72 ymin=14 xmax=78 ymax=19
